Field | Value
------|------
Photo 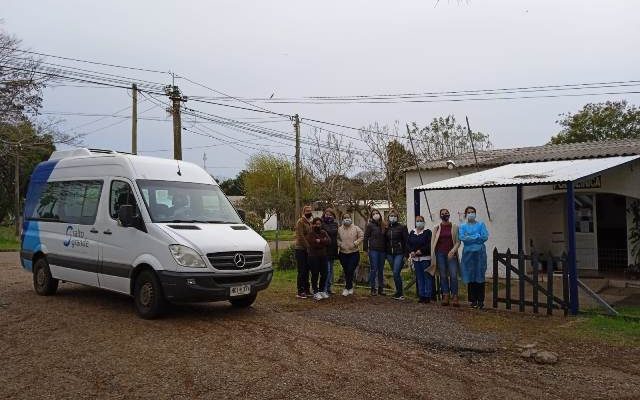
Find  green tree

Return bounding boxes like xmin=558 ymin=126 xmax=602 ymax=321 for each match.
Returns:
xmin=242 ymin=154 xmax=313 ymax=229
xmin=550 ymin=101 xmax=640 ymax=144
xmin=218 ymin=170 xmax=247 ymax=196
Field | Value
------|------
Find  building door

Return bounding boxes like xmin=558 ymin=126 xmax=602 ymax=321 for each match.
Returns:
xmin=596 ymin=194 xmax=628 ymax=275
xmin=574 ymin=194 xmax=598 ymax=271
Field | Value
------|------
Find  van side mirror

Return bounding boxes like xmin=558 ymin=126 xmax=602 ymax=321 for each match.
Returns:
xmin=118 ymin=205 xmax=135 ymax=227
xmin=237 ymin=208 xmax=246 ymax=222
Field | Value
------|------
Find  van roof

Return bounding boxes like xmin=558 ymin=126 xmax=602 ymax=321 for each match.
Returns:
xmin=45 ymin=148 xmax=217 ymax=185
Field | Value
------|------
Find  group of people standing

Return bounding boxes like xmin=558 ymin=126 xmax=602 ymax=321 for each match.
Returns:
xmin=293 ymin=205 xmax=489 ymax=309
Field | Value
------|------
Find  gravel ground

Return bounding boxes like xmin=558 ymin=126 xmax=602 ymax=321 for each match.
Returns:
xmin=1 ymin=252 xmax=639 ymax=400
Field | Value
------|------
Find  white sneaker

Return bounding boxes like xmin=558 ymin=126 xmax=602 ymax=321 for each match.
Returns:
xmin=342 ymin=289 xmax=349 ymax=297
xmin=321 ymin=291 xmax=330 ymax=299
xmin=313 ymin=292 xmax=323 ymax=301
xmin=348 ymin=289 xmax=354 ymax=295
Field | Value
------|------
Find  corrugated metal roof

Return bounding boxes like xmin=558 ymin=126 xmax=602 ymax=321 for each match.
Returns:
xmin=405 ymin=138 xmax=640 ymax=171
xmin=413 ymin=155 xmax=640 ymax=191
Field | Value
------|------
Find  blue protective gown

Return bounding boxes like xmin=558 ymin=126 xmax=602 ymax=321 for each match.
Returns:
xmin=459 ymin=221 xmax=489 ymax=284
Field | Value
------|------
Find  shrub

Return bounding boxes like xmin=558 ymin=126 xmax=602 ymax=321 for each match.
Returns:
xmin=244 ymin=211 xmax=264 ymax=235
xmin=278 ymin=245 xmax=296 ymax=270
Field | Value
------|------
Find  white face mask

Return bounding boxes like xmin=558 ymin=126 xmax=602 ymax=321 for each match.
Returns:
xmin=389 ymin=216 xmax=398 ymax=224
xmin=343 ymin=218 xmax=352 ymax=225
xmin=372 ymin=214 xmax=380 ymax=221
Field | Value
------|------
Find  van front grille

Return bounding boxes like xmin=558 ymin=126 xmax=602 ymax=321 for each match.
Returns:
xmin=206 ymin=251 xmax=263 ymax=270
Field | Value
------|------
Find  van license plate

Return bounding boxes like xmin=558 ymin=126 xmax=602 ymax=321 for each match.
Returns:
xmin=230 ymin=284 xmax=251 ymax=297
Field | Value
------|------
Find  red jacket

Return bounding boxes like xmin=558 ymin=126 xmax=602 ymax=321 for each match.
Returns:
xmin=306 ymin=229 xmax=331 ymax=257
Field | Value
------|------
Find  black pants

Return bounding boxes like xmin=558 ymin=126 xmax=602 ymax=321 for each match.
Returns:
xmin=309 ymin=255 xmax=328 ymax=294
xmin=467 ymin=282 xmax=486 ymax=304
xmin=339 ymin=252 xmax=360 ymax=290
xmin=295 ymin=249 xmax=310 ymax=295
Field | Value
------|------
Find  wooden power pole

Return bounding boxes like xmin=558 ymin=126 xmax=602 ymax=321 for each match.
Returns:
xmin=131 ymin=83 xmax=138 ymax=154
xmin=167 ymin=85 xmax=185 ymax=160
xmin=293 ymin=114 xmax=301 ymax=218
xmin=14 ymin=150 xmax=20 ymax=236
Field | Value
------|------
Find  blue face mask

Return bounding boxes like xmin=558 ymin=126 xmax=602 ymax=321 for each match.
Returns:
xmin=343 ymin=218 xmax=352 ymax=226
xmin=467 ymin=213 xmax=476 ymax=222
xmin=389 ymin=216 xmax=398 ymax=224
xmin=416 ymin=221 xmax=425 ymax=229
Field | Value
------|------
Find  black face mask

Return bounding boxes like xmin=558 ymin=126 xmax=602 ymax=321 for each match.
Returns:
xmin=441 ymin=214 xmax=450 ymax=222
xmin=313 ymin=226 xmax=321 ymax=232
xmin=304 ymin=213 xmax=313 ymax=219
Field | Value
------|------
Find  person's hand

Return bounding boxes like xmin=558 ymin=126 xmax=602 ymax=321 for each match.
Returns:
xmin=448 ymin=250 xmax=456 ymax=259
xmin=315 ymin=238 xmax=320 ymax=243
xmin=416 ymin=250 xmax=422 ymax=255
xmin=409 ymin=251 xmax=415 ymax=258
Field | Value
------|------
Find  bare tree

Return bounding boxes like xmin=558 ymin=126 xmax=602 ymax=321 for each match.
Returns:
xmin=304 ymin=128 xmax=355 ymax=210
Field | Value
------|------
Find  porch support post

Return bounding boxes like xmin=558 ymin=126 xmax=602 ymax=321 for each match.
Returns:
xmin=413 ymin=189 xmax=421 ymax=221
xmin=516 ymin=185 xmax=523 ymax=253
xmin=566 ymin=181 xmax=579 ymax=315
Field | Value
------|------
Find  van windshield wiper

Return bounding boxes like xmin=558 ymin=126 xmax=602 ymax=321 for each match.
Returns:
xmin=163 ymin=219 xmax=236 ymax=224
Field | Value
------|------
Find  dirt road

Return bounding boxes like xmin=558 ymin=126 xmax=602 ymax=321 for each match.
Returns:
xmin=1 ymin=252 xmax=639 ymax=399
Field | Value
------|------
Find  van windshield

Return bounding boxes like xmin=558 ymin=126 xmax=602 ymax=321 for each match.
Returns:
xmin=137 ymin=180 xmax=242 ymax=224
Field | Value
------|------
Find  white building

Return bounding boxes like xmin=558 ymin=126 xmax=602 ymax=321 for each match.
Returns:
xmin=405 ymin=138 xmax=640 ymax=278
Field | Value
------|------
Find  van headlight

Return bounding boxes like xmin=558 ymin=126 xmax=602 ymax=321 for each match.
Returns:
xmin=263 ymin=243 xmax=272 ymax=264
xmin=169 ymin=245 xmax=206 ymax=268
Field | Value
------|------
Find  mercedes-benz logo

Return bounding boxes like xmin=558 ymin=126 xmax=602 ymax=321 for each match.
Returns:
xmin=233 ymin=253 xmax=246 ymax=268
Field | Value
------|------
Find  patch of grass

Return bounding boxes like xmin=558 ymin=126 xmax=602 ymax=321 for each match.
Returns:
xmin=262 ymin=230 xmax=295 ymax=241
xmin=575 ymin=313 xmax=640 ymax=345
xmin=0 ymin=225 xmax=20 ymax=251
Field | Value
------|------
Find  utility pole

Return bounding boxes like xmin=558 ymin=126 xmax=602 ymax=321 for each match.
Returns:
xmin=275 ymin=166 xmax=281 ymax=257
xmin=406 ymin=124 xmax=433 ymax=221
xmin=166 ymin=84 xmax=186 ymax=160
xmin=202 ymin=152 xmax=207 ymax=170
xmin=466 ymin=116 xmax=492 ymax=221
xmin=293 ymin=114 xmax=301 ymax=218
xmin=131 ymin=83 xmax=138 ymax=154
xmin=14 ymin=149 xmax=20 ymax=237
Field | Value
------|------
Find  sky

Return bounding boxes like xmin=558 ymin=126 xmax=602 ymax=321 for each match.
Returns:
xmin=2 ymin=0 xmax=640 ymax=178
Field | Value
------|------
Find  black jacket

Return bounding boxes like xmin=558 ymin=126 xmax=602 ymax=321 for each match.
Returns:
xmin=407 ymin=229 xmax=432 ymax=257
xmin=385 ymin=222 xmax=408 ymax=256
xmin=363 ymin=220 xmax=386 ymax=252
xmin=321 ymin=220 xmax=339 ymax=259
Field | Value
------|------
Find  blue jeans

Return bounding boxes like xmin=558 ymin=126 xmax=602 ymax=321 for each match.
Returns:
xmin=436 ymin=251 xmax=459 ymax=296
xmin=324 ymin=258 xmax=336 ymax=293
xmin=386 ymin=254 xmax=405 ymax=296
xmin=414 ymin=259 xmax=434 ymax=299
xmin=368 ymin=250 xmax=386 ymax=290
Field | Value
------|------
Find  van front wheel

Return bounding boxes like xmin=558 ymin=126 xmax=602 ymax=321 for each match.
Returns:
xmin=33 ymin=257 xmax=58 ymax=296
xmin=229 ymin=293 xmax=257 ymax=308
xmin=134 ymin=270 xmax=166 ymax=319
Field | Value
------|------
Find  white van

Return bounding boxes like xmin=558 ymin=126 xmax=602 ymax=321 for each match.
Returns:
xmin=20 ymin=148 xmax=273 ymax=318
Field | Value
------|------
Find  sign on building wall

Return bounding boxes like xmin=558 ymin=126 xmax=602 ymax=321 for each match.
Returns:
xmin=553 ymin=175 xmax=601 ymax=191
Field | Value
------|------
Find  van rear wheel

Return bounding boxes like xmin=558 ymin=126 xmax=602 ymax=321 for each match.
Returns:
xmin=33 ymin=257 xmax=58 ymax=296
xmin=229 ymin=292 xmax=257 ymax=308
xmin=134 ymin=270 xmax=166 ymax=319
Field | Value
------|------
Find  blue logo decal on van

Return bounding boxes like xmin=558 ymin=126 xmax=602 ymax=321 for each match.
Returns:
xmin=63 ymin=225 xmax=73 ymax=247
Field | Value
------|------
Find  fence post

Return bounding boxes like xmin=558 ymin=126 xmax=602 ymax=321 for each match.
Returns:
xmin=505 ymin=248 xmax=512 ymax=310
xmin=493 ymin=247 xmax=499 ymax=309
xmin=518 ymin=248 xmax=525 ymax=312
xmin=546 ymin=252 xmax=554 ymax=315
xmin=532 ymin=250 xmax=539 ymax=314
xmin=562 ymin=252 xmax=569 ymax=317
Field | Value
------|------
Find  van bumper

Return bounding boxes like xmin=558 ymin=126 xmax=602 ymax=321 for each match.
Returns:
xmin=156 ymin=268 xmax=273 ymax=302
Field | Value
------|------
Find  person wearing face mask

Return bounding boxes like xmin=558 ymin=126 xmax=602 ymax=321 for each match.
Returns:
xmin=431 ymin=208 xmax=461 ymax=307
xmin=337 ymin=213 xmax=364 ymax=296
xmin=306 ymin=217 xmax=332 ymax=300
xmin=459 ymin=206 xmax=489 ymax=309
xmin=294 ymin=205 xmax=314 ymax=299
xmin=321 ymin=208 xmax=339 ymax=295
xmin=363 ymin=209 xmax=387 ymax=296
xmin=385 ymin=210 xmax=409 ymax=300
xmin=407 ymin=215 xmax=433 ymax=303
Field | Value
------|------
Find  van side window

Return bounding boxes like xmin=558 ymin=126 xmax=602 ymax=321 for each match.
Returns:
xmin=32 ymin=180 xmax=103 ymax=225
xmin=110 ymin=180 xmax=140 ymax=219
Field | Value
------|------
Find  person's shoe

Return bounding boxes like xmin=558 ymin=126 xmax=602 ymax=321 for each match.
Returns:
xmin=296 ymin=292 xmax=307 ymax=299
xmin=321 ymin=291 xmax=330 ymax=299
xmin=441 ymin=294 xmax=450 ymax=306
xmin=392 ymin=295 xmax=405 ymax=301
xmin=477 ymin=302 xmax=484 ymax=310
xmin=348 ymin=289 xmax=354 ymax=295
xmin=469 ymin=301 xmax=477 ymax=308
xmin=452 ymin=295 xmax=460 ymax=307
xmin=342 ymin=289 xmax=349 ymax=297
xmin=378 ymin=288 xmax=386 ymax=296
xmin=313 ymin=292 xmax=323 ymax=301
xmin=370 ymin=288 xmax=377 ymax=296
